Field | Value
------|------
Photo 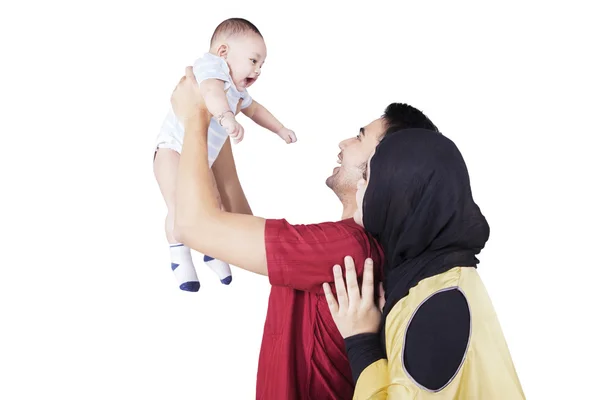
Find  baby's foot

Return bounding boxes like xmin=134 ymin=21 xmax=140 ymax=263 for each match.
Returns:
xmin=170 ymin=244 xmax=200 ymax=292
xmin=203 ymin=255 xmax=232 ymax=285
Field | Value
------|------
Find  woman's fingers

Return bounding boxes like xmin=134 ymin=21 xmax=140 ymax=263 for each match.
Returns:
xmin=343 ymin=256 xmax=361 ymax=309
xmin=361 ymin=258 xmax=375 ymax=306
xmin=332 ymin=264 xmax=348 ymax=312
xmin=322 ymin=282 xmax=338 ymax=315
xmin=328 ymin=257 xmax=381 ymax=315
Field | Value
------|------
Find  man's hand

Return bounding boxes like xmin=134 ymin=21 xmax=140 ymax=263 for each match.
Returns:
xmin=170 ymin=66 xmax=209 ymax=128
xmin=221 ymin=113 xmax=245 ymax=144
xmin=277 ymin=127 xmax=297 ymax=144
xmin=323 ymin=256 xmax=382 ymax=339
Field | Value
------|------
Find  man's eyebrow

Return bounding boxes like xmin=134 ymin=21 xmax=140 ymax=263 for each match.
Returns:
xmin=360 ymin=127 xmax=365 ymax=136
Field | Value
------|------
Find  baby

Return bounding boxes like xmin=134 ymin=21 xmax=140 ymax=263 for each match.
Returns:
xmin=153 ymin=18 xmax=296 ymax=292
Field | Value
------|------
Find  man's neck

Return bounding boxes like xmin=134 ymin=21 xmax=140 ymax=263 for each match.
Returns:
xmin=341 ymin=199 xmax=358 ymax=220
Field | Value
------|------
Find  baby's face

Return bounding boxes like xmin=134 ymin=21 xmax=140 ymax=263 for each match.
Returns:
xmin=225 ymin=34 xmax=267 ymax=91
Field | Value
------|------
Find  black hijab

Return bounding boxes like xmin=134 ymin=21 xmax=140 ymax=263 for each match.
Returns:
xmin=362 ymin=128 xmax=490 ymax=320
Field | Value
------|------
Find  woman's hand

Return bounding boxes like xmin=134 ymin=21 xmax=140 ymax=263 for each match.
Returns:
xmin=323 ymin=256 xmax=382 ymax=339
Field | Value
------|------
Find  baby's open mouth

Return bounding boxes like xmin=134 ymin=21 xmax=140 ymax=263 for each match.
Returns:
xmin=244 ymin=77 xmax=256 ymax=86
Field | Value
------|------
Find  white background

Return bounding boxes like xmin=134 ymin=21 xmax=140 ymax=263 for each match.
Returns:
xmin=1 ymin=0 xmax=598 ymax=398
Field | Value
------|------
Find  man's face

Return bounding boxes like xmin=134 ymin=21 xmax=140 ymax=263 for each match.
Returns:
xmin=326 ymin=118 xmax=386 ymax=198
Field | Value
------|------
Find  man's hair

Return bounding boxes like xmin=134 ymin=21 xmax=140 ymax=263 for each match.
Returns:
xmin=382 ymin=103 xmax=438 ymax=136
xmin=210 ymin=18 xmax=262 ymax=46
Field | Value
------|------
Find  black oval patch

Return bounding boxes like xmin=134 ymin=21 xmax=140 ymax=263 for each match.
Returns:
xmin=403 ymin=288 xmax=471 ymax=391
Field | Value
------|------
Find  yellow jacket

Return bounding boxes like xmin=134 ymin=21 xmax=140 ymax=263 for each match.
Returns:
xmin=351 ymin=267 xmax=525 ymax=399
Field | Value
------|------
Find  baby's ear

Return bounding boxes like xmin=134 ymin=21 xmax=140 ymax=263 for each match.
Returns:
xmin=217 ymin=44 xmax=229 ymax=58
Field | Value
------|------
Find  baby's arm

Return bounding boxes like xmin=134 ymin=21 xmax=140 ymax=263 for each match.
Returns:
xmin=199 ymin=79 xmax=230 ymax=118
xmin=199 ymin=80 xmax=244 ymax=142
xmin=242 ymin=100 xmax=296 ymax=144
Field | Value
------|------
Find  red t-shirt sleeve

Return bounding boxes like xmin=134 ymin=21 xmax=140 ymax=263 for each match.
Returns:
xmin=265 ymin=218 xmax=382 ymax=293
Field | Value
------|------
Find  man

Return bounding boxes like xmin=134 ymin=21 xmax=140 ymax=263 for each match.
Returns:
xmin=170 ymin=67 xmax=438 ymax=399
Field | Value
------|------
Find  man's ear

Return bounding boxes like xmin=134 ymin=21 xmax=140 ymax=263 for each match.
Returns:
xmin=217 ymin=44 xmax=229 ymax=59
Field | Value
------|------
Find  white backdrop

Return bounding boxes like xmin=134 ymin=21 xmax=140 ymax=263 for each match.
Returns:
xmin=1 ymin=0 xmax=598 ymax=398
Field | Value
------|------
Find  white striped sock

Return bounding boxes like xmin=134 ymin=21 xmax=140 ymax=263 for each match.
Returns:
xmin=170 ymin=244 xmax=200 ymax=292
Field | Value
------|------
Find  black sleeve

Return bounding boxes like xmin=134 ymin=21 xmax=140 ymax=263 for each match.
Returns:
xmin=403 ymin=288 xmax=471 ymax=391
xmin=344 ymin=332 xmax=386 ymax=384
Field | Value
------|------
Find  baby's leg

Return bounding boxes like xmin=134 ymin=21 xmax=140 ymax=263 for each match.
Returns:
xmin=202 ymin=170 xmax=233 ymax=285
xmin=153 ymin=148 xmax=200 ymax=292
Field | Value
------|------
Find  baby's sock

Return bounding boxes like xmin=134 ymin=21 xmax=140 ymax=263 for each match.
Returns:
xmin=170 ymin=244 xmax=200 ymax=292
xmin=203 ymin=255 xmax=232 ymax=285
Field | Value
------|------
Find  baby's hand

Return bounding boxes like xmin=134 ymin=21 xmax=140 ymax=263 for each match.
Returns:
xmin=221 ymin=114 xmax=245 ymax=144
xmin=277 ymin=127 xmax=297 ymax=144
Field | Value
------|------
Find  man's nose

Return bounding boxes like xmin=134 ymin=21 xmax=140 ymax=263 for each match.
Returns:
xmin=339 ymin=138 xmax=350 ymax=149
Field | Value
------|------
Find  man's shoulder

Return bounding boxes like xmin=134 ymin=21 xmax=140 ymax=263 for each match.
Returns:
xmin=266 ymin=218 xmax=371 ymax=243
xmin=267 ymin=217 xmax=356 ymax=227
xmin=321 ymin=218 xmax=369 ymax=235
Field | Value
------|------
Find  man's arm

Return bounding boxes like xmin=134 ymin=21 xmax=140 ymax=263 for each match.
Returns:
xmin=211 ymin=137 xmax=252 ymax=215
xmin=173 ymin=70 xmax=267 ymax=275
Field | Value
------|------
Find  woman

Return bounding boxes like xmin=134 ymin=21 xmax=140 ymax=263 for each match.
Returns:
xmin=323 ymin=128 xmax=525 ymax=399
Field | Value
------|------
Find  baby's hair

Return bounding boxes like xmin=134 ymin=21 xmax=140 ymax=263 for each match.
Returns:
xmin=210 ymin=18 xmax=262 ymax=47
